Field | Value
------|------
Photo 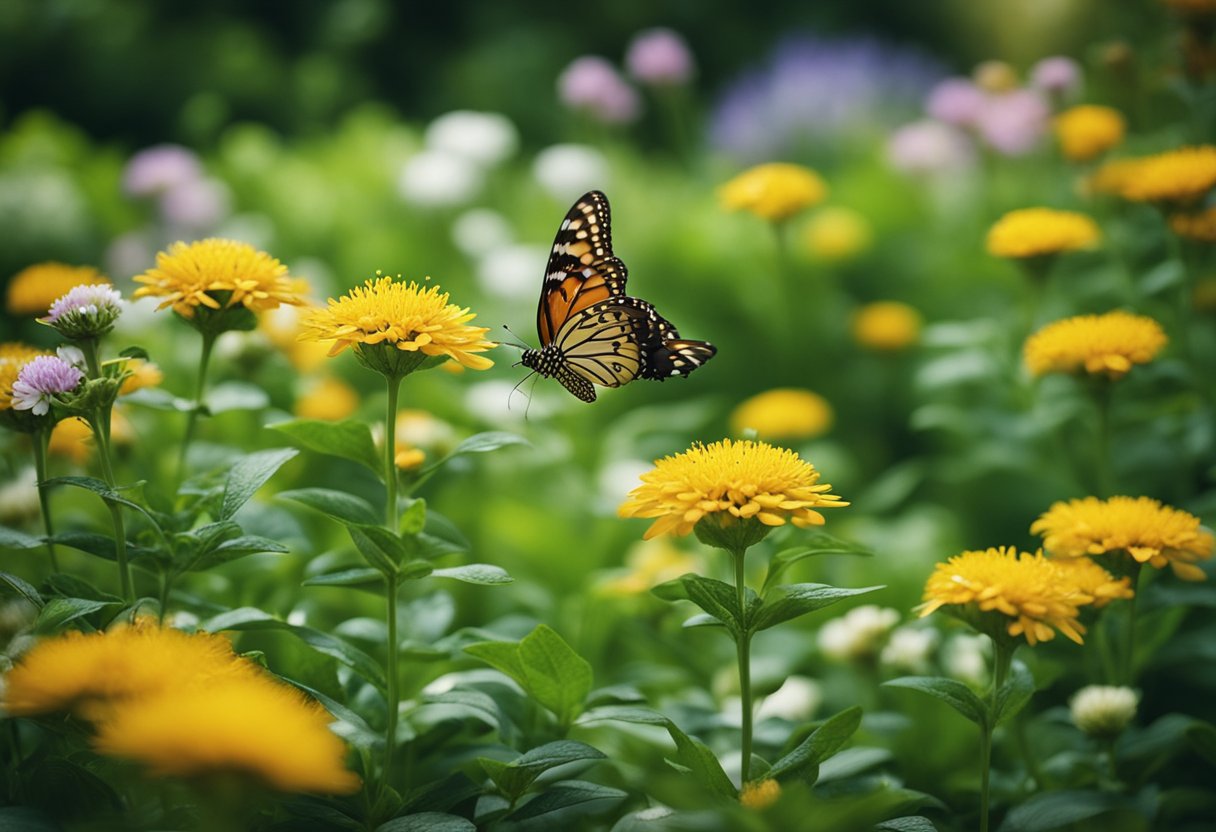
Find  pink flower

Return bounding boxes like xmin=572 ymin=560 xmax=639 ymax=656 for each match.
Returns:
xmin=558 ymin=57 xmax=641 ymax=124
xmin=1030 ymin=56 xmax=1082 ymax=97
xmin=975 ymin=89 xmax=1050 ymax=156
xmin=887 ymin=120 xmax=976 ymax=174
xmin=625 ymin=28 xmax=695 ymax=86
xmin=160 ymin=178 xmax=231 ymax=229
xmin=926 ymin=78 xmax=987 ymax=127
xmin=123 ymin=145 xmax=202 ymax=197
xmin=12 ymin=356 xmax=84 ymax=416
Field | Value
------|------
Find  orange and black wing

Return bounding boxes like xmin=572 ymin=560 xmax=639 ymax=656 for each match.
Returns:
xmin=616 ymin=297 xmax=717 ymax=380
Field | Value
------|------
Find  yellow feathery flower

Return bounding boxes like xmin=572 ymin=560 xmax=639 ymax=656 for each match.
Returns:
xmin=1170 ymin=206 xmax=1216 ymax=242
xmin=299 ymin=276 xmax=495 ymax=371
xmin=1024 ymin=311 xmax=1167 ymax=379
xmin=740 ymin=778 xmax=781 ymax=809
xmin=802 ymin=206 xmax=872 ymax=261
xmin=718 ymin=163 xmax=828 ymax=222
xmin=618 ymin=439 xmax=847 ymax=540
xmin=295 ymin=376 xmax=360 ymax=422
xmin=6 ymin=263 xmax=110 ymax=316
xmin=919 ymin=547 xmax=1105 ymax=646
xmin=600 ymin=538 xmax=700 ymax=595
xmin=1054 ymin=105 xmax=1126 ymax=162
xmin=1119 ymin=146 xmax=1216 ymax=204
xmin=118 ymin=359 xmax=164 ymax=396
xmin=133 ymin=238 xmax=303 ymax=318
xmin=0 ymin=343 xmax=50 ymax=410
xmin=2 ymin=624 xmax=251 ymax=718
xmin=986 ymin=208 xmax=1101 ymax=259
xmin=1032 ymin=496 xmax=1214 ymax=581
xmin=852 ymin=301 xmax=923 ymax=351
xmin=94 ymin=673 xmax=361 ymax=794
xmin=1050 ymin=557 xmax=1136 ymax=607
xmin=730 ymin=388 xmax=833 ymax=441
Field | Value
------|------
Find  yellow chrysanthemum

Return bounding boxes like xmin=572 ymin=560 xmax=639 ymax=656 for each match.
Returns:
xmin=1170 ymin=207 xmax=1216 ymax=242
xmin=0 ymin=343 xmax=50 ymax=410
xmin=802 ymin=206 xmax=872 ymax=261
xmin=1050 ymin=557 xmax=1136 ymax=607
xmin=852 ymin=301 xmax=923 ymax=351
xmin=600 ymin=538 xmax=700 ymax=595
xmin=618 ymin=439 xmax=847 ymax=540
xmin=94 ymin=673 xmax=361 ymax=794
xmin=1054 ymin=105 xmax=1126 ymax=162
xmin=295 ymin=376 xmax=360 ymax=421
xmin=718 ymin=163 xmax=828 ymax=222
xmin=919 ymin=547 xmax=1114 ymax=646
xmin=986 ymin=208 xmax=1101 ymax=259
xmin=730 ymin=388 xmax=833 ymax=441
xmin=2 ymin=625 xmax=251 ymax=718
xmin=1024 ymin=311 xmax=1167 ymax=379
xmin=6 ymin=263 xmax=110 ymax=316
xmin=133 ymin=238 xmax=304 ymax=318
xmin=1086 ymin=158 xmax=1146 ymax=197
xmin=1032 ymin=496 xmax=1214 ymax=581
xmin=740 ymin=778 xmax=781 ymax=809
xmin=1119 ymin=146 xmax=1216 ymax=203
xmin=299 ymin=276 xmax=495 ymax=371
xmin=118 ymin=359 xmax=164 ymax=396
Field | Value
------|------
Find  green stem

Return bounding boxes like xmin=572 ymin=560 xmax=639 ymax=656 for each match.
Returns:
xmin=31 ymin=429 xmax=59 ymax=573
xmin=177 ymin=332 xmax=216 ymax=485
xmin=93 ymin=415 xmax=132 ymax=603
xmin=981 ymin=641 xmax=1014 ymax=832
xmin=770 ymin=220 xmax=797 ymax=346
xmin=1120 ymin=563 xmax=1143 ymax=685
xmin=1092 ymin=381 xmax=1113 ymax=498
xmin=385 ymin=376 xmax=402 ymax=528
xmin=382 ymin=572 xmax=399 ymax=794
xmin=732 ymin=549 xmax=754 ymax=788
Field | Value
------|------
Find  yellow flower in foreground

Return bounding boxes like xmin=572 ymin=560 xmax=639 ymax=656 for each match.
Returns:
xmin=730 ymin=388 xmax=833 ymax=441
xmin=0 ymin=343 xmax=49 ymax=410
xmin=601 ymin=538 xmax=700 ymax=595
xmin=300 ymin=276 xmax=495 ymax=371
xmin=740 ymin=778 xmax=781 ymax=809
xmin=1024 ymin=311 xmax=1167 ymax=379
xmin=618 ymin=439 xmax=847 ymax=540
xmin=95 ymin=674 xmax=361 ymax=794
xmin=1119 ymin=146 xmax=1216 ymax=203
xmin=7 ymin=263 xmax=110 ymax=316
xmin=802 ymin=206 xmax=872 ymax=261
xmin=2 ymin=625 xmax=248 ymax=718
xmin=1170 ymin=207 xmax=1216 ymax=242
xmin=986 ymin=208 xmax=1100 ymax=259
xmin=852 ymin=301 xmax=923 ymax=351
xmin=133 ymin=238 xmax=303 ymax=318
xmin=295 ymin=376 xmax=360 ymax=421
xmin=1032 ymin=496 xmax=1214 ymax=581
xmin=719 ymin=163 xmax=828 ymax=222
xmin=920 ymin=547 xmax=1119 ymax=646
xmin=1054 ymin=105 xmax=1126 ymax=162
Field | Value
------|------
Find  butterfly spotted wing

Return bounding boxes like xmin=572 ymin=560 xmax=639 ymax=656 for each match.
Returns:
xmin=525 ymin=301 xmax=646 ymax=402
xmin=617 ymin=297 xmax=718 ymax=380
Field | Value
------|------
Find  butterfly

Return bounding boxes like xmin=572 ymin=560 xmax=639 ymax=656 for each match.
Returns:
xmin=520 ymin=191 xmax=716 ymax=402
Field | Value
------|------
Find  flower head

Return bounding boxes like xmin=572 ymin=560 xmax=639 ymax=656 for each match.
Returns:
xmin=618 ymin=439 xmax=847 ymax=542
xmin=1030 ymin=56 xmax=1083 ymax=96
xmin=1049 ymin=556 xmax=1136 ymax=606
xmin=852 ymin=301 xmax=923 ymax=351
xmin=1070 ymin=685 xmax=1138 ymax=739
xmin=398 ymin=150 xmax=484 ymax=208
xmin=1024 ymin=311 xmax=1167 ymax=379
xmin=986 ymin=207 xmax=1100 ymax=259
xmin=133 ymin=238 xmax=303 ymax=319
xmin=1086 ymin=157 xmax=1146 ymax=197
xmin=625 ymin=28 xmax=695 ymax=86
xmin=0 ymin=343 xmax=49 ymax=411
xmin=926 ymin=78 xmax=987 ymax=126
xmin=718 ymin=163 xmax=827 ymax=222
xmin=730 ymin=388 xmax=833 ymax=441
xmin=11 ymin=356 xmax=84 ymax=416
xmin=532 ymin=143 xmax=611 ymax=201
xmin=802 ymin=206 xmax=872 ymax=261
xmin=558 ymin=56 xmax=641 ymax=124
xmin=425 ymin=110 xmax=519 ymax=167
xmin=7 ymin=263 xmax=111 ymax=316
xmin=1054 ymin=105 xmax=1126 ymax=162
xmin=1032 ymin=496 xmax=1213 ymax=581
xmin=119 ymin=359 xmax=164 ymax=395
xmin=974 ymin=60 xmax=1020 ymax=93
xmin=47 ymin=416 xmax=95 ymax=463
xmin=975 ymin=90 xmax=1050 ymax=157
xmin=123 ymin=144 xmax=202 ymax=196
xmin=1170 ymin=206 xmax=1216 ymax=242
xmin=44 ymin=284 xmax=125 ymax=339
xmin=879 ymin=626 xmax=939 ymax=674
xmin=1119 ymin=146 xmax=1216 ymax=204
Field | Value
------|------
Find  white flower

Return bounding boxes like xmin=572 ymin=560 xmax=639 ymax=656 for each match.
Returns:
xmin=398 ymin=150 xmax=483 ymax=207
xmin=532 ymin=144 xmax=610 ymax=202
xmin=425 ymin=110 xmax=519 ymax=167
xmin=0 ymin=468 xmax=40 ymax=524
xmin=475 ymin=244 xmax=547 ymax=300
xmin=1070 ymin=685 xmax=1138 ymax=738
xmin=942 ymin=633 xmax=989 ymax=687
xmin=55 ymin=346 xmax=86 ymax=370
xmin=880 ymin=626 xmax=939 ymax=674
xmin=452 ymin=208 xmax=514 ymax=259
xmin=755 ymin=676 xmax=822 ymax=722
xmin=817 ymin=605 xmax=899 ymax=661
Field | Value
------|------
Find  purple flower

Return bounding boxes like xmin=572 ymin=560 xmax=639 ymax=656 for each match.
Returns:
xmin=887 ymin=120 xmax=976 ymax=174
xmin=45 ymin=284 xmax=124 ymax=338
xmin=123 ymin=145 xmax=202 ymax=197
xmin=975 ymin=89 xmax=1049 ymax=156
xmin=558 ymin=56 xmax=641 ymax=124
xmin=1029 ymin=56 xmax=1082 ymax=97
xmin=12 ymin=356 xmax=84 ymax=416
xmin=625 ymin=28 xmax=695 ymax=86
xmin=160 ymin=177 xmax=231 ymax=229
xmin=926 ymin=78 xmax=987 ymax=127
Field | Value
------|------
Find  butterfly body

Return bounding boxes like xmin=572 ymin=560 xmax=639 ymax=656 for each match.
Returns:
xmin=522 ymin=191 xmax=715 ymax=402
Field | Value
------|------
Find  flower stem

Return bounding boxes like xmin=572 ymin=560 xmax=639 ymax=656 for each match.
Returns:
xmin=1120 ymin=563 xmax=1142 ymax=686
xmin=732 ymin=548 xmax=754 ymax=788
xmin=381 ymin=374 xmax=403 ymax=796
xmin=1092 ymin=380 xmax=1113 ymax=498
xmin=31 ymin=428 xmax=60 ymax=574
xmin=177 ymin=332 xmax=216 ymax=486
xmin=385 ymin=376 xmax=402 ymax=529
xmin=981 ymin=640 xmax=1014 ymax=832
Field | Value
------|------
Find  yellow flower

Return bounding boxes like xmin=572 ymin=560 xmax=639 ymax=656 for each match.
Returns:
xmin=740 ymin=778 xmax=781 ymax=809
xmin=1119 ymin=146 xmax=1216 ymax=204
xmin=47 ymin=416 xmax=95 ymax=464
xmin=718 ymin=163 xmax=828 ymax=222
xmin=618 ymin=439 xmax=847 ymax=540
xmin=0 ymin=343 xmax=49 ymax=410
xmin=94 ymin=673 xmax=361 ymax=794
xmin=2 ymin=624 xmax=250 ymax=718
xmin=1032 ymin=496 xmax=1214 ymax=581
xmin=986 ymin=208 xmax=1101 ymax=259
xmin=393 ymin=409 xmax=454 ymax=470
xmin=1054 ymin=105 xmax=1126 ymax=162
xmin=295 ymin=376 xmax=360 ymax=421
xmin=730 ymin=388 xmax=833 ymax=441
xmin=118 ymin=359 xmax=164 ymax=396
xmin=1050 ymin=557 xmax=1136 ymax=606
xmin=802 ymin=207 xmax=872 ymax=261
xmin=1086 ymin=158 xmax=1145 ymax=197
xmin=852 ymin=301 xmax=922 ymax=351
xmin=299 ymin=276 xmax=495 ymax=371
xmin=919 ymin=547 xmax=1116 ymax=646
xmin=600 ymin=538 xmax=700 ymax=595
xmin=133 ymin=238 xmax=304 ymax=318
xmin=6 ymin=263 xmax=110 ymax=316
xmin=395 ymin=447 xmax=426 ymax=469
xmin=1024 ymin=311 xmax=1167 ymax=379
xmin=1170 ymin=206 xmax=1216 ymax=242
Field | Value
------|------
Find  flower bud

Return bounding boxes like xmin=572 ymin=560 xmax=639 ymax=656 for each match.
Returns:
xmin=43 ymin=284 xmax=124 ymax=340
xmin=1070 ymin=685 xmax=1137 ymax=739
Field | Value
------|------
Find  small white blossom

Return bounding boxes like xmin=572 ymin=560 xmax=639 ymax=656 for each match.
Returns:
xmin=425 ymin=110 xmax=519 ymax=167
xmin=755 ymin=676 xmax=823 ymax=722
xmin=880 ymin=626 xmax=939 ymax=674
xmin=532 ymin=144 xmax=610 ymax=202
xmin=398 ymin=150 xmax=483 ymax=207
xmin=0 ymin=468 xmax=40 ymax=524
xmin=818 ymin=605 xmax=900 ymax=661
xmin=475 ymin=244 xmax=547 ymax=300
xmin=1071 ymin=685 xmax=1138 ymax=739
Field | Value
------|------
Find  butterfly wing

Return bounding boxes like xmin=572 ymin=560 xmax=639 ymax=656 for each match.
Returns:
xmin=617 ymin=297 xmax=717 ymax=380
xmin=537 ymin=191 xmax=629 ymax=345
xmin=548 ymin=301 xmax=645 ymax=401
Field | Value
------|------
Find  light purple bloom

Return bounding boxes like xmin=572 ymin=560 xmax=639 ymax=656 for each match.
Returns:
xmin=46 ymin=284 xmax=123 ymax=325
xmin=887 ymin=120 xmax=976 ymax=174
xmin=625 ymin=28 xmax=695 ymax=86
xmin=1029 ymin=56 xmax=1082 ymax=97
xmin=12 ymin=356 xmax=84 ymax=416
xmin=160 ymin=177 xmax=230 ymax=229
xmin=926 ymin=78 xmax=988 ymax=127
xmin=558 ymin=56 xmax=641 ymax=124
xmin=123 ymin=145 xmax=202 ymax=197
xmin=975 ymin=89 xmax=1050 ymax=156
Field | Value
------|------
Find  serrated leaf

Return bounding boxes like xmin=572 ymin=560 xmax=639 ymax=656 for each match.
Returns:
xmin=34 ymin=597 xmax=121 ymax=633
xmin=376 ymin=814 xmax=476 ymax=832
xmin=270 ymin=419 xmax=383 ymax=477
xmin=751 ymin=584 xmax=884 ymax=632
xmin=0 ymin=571 xmax=43 ymax=606
xmin=0 ymin=526 xmax=44 ymax=550
xmin=992 ymin=661 xmax=1035 ymax=727
xmin=302 ymin=568 xmax=385 ymax=591
xmin=221 ymin=448 xmax=298 ymax=520
xmin=768 ymin=705 xmax=862 ymax=781
xmin=505 ymin=780 xmax=627 ymax=824
xmin=884 ymin=676 xmax=986 ymax=727
xmin=481 ymin=740 xmax=606 ymax=801
xmin=431 ymin=564 xmax=512 ymax=585
xmin=279 ymin=488 xmax=381 ymax=527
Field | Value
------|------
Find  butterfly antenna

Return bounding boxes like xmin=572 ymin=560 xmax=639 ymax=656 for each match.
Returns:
xmin=499 ymin=325 xmax=528 ymax=351
xmin=524 ymin=372 xmax=543 ymax=422
xmin=507 ymin=370 xmax=536 ymax=412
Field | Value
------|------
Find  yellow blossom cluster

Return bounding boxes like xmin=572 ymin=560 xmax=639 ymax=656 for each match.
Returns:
xmin=986 ymin=208 xmax=1101 ymax=259
xmin=1023 ymin=311 xmax=1167 ymax=379
xmin=1054 ymin=105 xmax=1126 ymax=162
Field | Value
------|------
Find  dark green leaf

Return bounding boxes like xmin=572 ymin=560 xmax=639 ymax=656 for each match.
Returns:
xmin=751 ymin=584 xmax=884 ymax=632
xmin=270 ymin=419 xmax=382 ymax=477
xmin=1000 ymin=790 xmax=1127 ymax=831
xmin=653 ymin=573 xmax=743 ymax=635
xmin=0 ymin=571 xmax=43 ymax=606
xmin=768 ymin=705 xmax=863 ymax=781
xmin=413 ymin=689 xmax=502 ymax=732
xmin=287 ymin=679 xmax=383 ymax=752
xmin=350 ymin=525 xmax=409 ymax=574
xmin=278 ymin=488 xmax=381 ymax=527
xmin=0 ymin=526 xmax=44 ymax=550
xmin=884 ymin=676 xmax=986 ymax=727
xmin=399 ymin=499 xmax=427 ymax=535
xmin=431 ymin=564 xmax=512 ymax=585
xmin=221 ymin=448 xmax=299 ymax=520
xmin=505 ymin=780 xmax=627 ymax=824
xmin=575 ymin=705 xmax=671 ymax=728
xmin=302 ymin=568 xmax=385 ymax=590
xmin=1185 ymin=720 xmax=1216 ymax=767
xmin=400 ymin=559 xmax=437 ymax=581
xmin=118 ymin=346 xmax=149 ymax=360
xmin=876 ymin=817 xmax=939 ymax=832
xmin=992 ymin=661 xmax=1035 ymax=727
xmin=33 ymin=597 xmax=121 ymax=633
xmin=0 ymin=806 xmax=61 ymax=832
xmin=481 ymin=740 xmax=605 ymax=800
xmin=762 ymin=534 xmax=875 ymax=592
xmin=376 ymin=814 xmax=476 ymax=832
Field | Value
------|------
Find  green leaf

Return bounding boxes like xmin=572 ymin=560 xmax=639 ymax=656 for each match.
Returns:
xmin=884 ymin=676 xmax=987 ymax=727
xmin=762 ymin=534 xmax=875 ymax=592
xmin=192 ymin=535 xmax=290 ymax=570
xmin=122 ymin=387 xmax=195 ymax=412
xmin=505 ymin=780 xmax=627 ymax=824
xmin=481 ymin=740 xmax=606 ymax=801
xmin=1000 ymin=790 xmax=1128 ymax=831
xmin=41 ymin=476 xmax=145 ymax=514
xmin=768 ymin=705 xmax=863 ymax=781
xmin=118 ymin=346 xmax=150 ymax=361
xmin=270 ymin=419 xmax=383 ymax=477
xmin=1185 ymin=720 xmax=1216 ymax=767
xmin=376 ymin=814 xmax=476 ymax=832
xmin=431 ymin=564 xmax=513 ymax=585
xmin=876 ymin=817 xmax=939 ymax=832
xmin=464 ymin=640 xmax=528 ymax=685
xmin=399 ymin=499 xmax=427 ymax=535
xmin=0 ymin=526 xmax=44 ymax=550
xmin=34 ymin=597 xmax=121 ymax=634
xmin=751 ymin=584 xmax=884 ymax=632
xmin=0 ymin=572 xmax=42 ymax=606
xmin=518 ymin=624 xmax=594 ymax=728
xmin=350 ymin=525 xmax=410 ymax=574
xmin=992 ymin=661 xmax=1035 ymax=727
xmin=202 ymin=607 xmax=387 ymax=692
xmin=429 ymin=431 xmax=527 ymax=468
xmin=653 ymin=573 xmax=744 ymax=636
xmin=279 ymin=488 xmax=381 ymax=527
xmin=287 ymin=679 xmax=383 ymax=752
xmin=221 ymin=448 xmax=298 ymax=520
xmin=303 ymin=568 xmax=386 ymax=591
